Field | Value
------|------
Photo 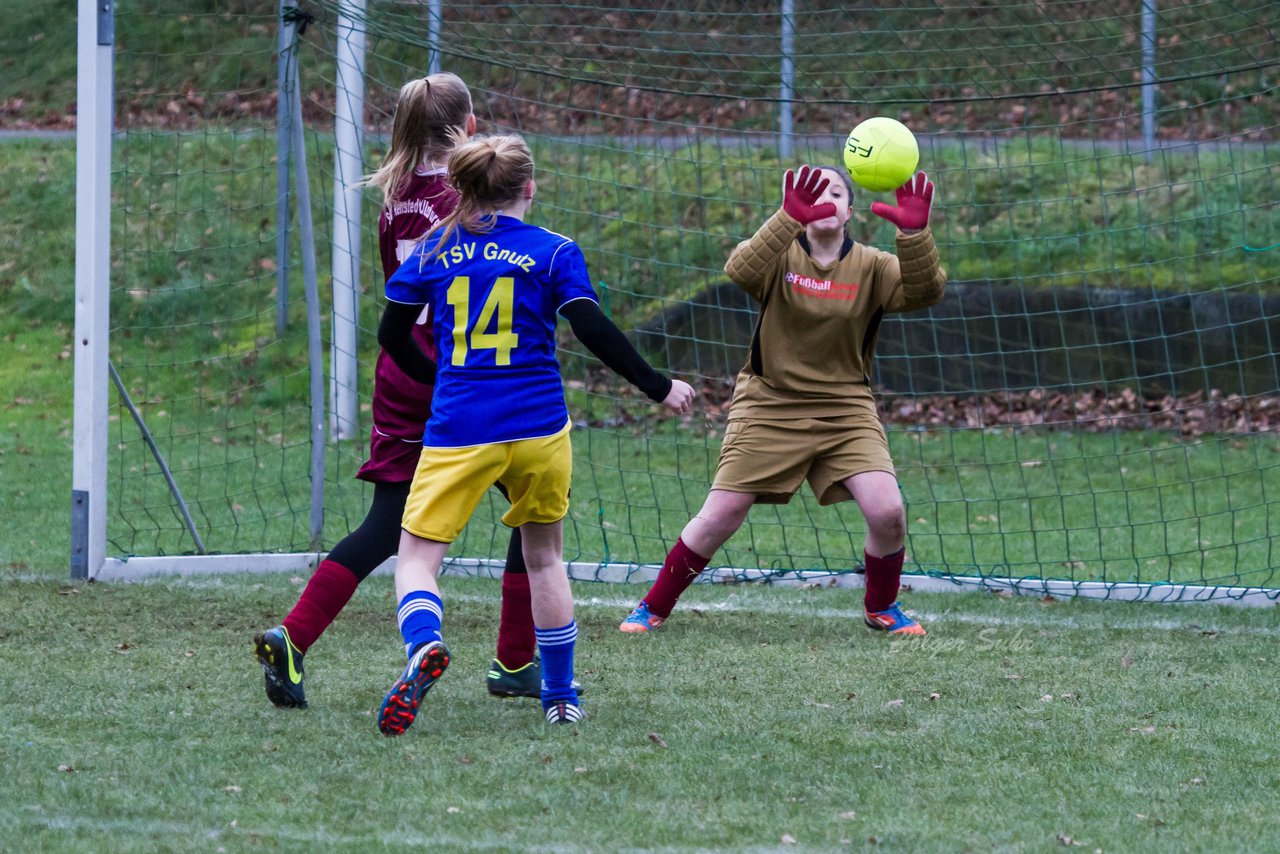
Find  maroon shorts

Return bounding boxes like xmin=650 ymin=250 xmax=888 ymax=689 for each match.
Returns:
xmin=356 ymin=346 xmax=434 ymax=483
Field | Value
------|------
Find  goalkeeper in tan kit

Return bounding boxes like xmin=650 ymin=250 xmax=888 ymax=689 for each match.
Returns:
xmin=621 ymin=165 xmax=945 ymax=636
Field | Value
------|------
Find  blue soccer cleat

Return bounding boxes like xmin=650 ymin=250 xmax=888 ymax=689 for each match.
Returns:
xmin=618 ymin=602 xmax=665 ymax=634
xmin=864 ymin=602 xmax=927 ymax=636
xmin=378 ymin=640 xmax=450 ymax=737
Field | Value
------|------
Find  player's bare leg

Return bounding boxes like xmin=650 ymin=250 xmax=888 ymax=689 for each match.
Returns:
xmin=621 ymin=489 xmax=756 ymax=632
xmin=847 ymin=471 xmax=923 ymax=636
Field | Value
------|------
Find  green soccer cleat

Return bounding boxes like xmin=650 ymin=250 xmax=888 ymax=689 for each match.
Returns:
xmin=486 ymin=658 xmax=540 ymax=698
xmin=486 ymin=658 xmax=586 ymax=699
xmin=254 ymin=625 xmax=308 ymax=709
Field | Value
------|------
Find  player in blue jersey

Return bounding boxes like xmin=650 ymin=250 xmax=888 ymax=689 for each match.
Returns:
xmin=374 ymin=133 xmax=696 ymax=733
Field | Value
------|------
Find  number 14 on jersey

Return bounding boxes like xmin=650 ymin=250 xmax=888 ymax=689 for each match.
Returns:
xmin=446 ymin=276 xmax=520 ymax=366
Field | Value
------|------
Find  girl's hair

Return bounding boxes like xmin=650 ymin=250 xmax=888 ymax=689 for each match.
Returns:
xmin=423 ymin=133 xmax=535 ymax=258
xmin=365 ymin=72 xmax=473 ymax=208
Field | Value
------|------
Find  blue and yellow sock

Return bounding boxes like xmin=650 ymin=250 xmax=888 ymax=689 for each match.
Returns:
xmin=396 ymin=590 xmax=443 ymax=657
xmin=534 ymin=620 xmax=578 ymax=706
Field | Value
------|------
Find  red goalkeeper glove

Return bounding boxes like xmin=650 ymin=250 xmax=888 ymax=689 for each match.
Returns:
xmin=870 ymin=171 xmax=935 ymax=231
xmin=781 ymin=165 xmax=837 ymax=224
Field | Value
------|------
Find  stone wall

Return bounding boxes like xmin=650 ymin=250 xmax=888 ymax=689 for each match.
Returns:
xmin=636 ymin=282 xmax=1280 ymax=396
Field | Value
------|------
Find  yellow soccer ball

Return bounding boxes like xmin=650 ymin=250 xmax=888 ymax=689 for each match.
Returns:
xmin=843 ymin=117 xmax=919 ymax=192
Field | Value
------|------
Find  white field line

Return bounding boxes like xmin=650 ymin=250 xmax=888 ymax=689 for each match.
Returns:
xmin=448 ymin=591 xmax=1280 ymax=639
xmin=36 ymin=568 xmax=1280 ymax=638
xmin=35 ymin=568 xmax=1274 ymax=635
xmin=94 ymin=554 xmax=1280 ymax=608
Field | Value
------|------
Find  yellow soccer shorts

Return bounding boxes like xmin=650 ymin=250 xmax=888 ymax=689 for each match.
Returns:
xmin=401 ymin=420 xmax=573 ymax=543
xmin=712 ymin=407 xmax=896 ymax=506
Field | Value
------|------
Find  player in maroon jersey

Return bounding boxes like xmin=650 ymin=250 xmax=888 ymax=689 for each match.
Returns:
xmin=253 ymin=73 xmax=551 ymax=707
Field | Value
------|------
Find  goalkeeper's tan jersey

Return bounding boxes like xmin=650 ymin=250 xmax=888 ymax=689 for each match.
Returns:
xmin=724 ymin=210 xmax=946 ymax=419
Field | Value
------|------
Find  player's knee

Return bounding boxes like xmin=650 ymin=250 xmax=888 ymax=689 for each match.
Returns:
xmin=695 ymin=508 xmax=748 ymax=543
xmin=866 ymin=504 xmax=906 ymax=542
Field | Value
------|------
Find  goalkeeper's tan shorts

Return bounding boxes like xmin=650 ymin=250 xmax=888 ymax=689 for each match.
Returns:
xmin=712 ymin=398 xmax=895 ymax=506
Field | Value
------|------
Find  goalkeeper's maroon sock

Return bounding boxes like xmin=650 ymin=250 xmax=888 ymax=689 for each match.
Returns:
xmin=863 ymin=547 xmax=905 ymax=613
xmin=643 ymin=538 xmax=711 ymax=619
xmin=282 ymin=559 xmax=360 ymax=653
xmin=495 ymin=570 xmax=536 ymax=669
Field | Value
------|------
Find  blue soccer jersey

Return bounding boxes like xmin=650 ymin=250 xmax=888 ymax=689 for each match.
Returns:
xmin=385 ymin=215 xmax=598 ymax=447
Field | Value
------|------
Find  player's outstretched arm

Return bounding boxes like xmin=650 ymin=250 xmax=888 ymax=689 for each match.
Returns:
xmin=873 ymin=172 xmax=947 ymax=312
xmin=870 ymin=171 xmax=935 ymax=234
xmin=724 ymin=165 xmax=836 ymax=295
xmin=376 ymin=301 xmax=437 ymax=384
xmin=560 ymin=298 xmax=694 ymax=415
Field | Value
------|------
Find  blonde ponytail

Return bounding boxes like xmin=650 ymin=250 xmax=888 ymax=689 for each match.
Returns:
xmin=365 ymin=72 xmax=473 ymax=208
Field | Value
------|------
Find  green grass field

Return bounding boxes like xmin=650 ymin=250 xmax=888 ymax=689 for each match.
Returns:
xmin=3 ymin=9 xmax=1279 ymax=846
xmin=2 ymin=574 xmax=1278 ymax=851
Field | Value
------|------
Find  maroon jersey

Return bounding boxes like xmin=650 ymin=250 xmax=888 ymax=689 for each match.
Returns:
xmin=357 ymin=167 xmax=458 ymax=483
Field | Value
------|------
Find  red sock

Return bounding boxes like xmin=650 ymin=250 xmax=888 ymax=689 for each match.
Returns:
xmin=644 ymin=537 xmax=711 ymax=619
xmin=863 ymin=548 xmax=905 ymax=613
xmin=281 ymin=559 xmax=360 ymax=653
xmin=496 ymin=571 xmax=536 ymax=668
